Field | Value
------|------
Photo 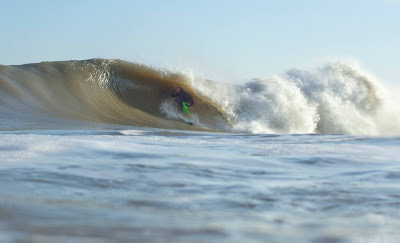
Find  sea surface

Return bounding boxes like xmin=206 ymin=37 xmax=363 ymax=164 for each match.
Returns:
xmin=1 ymin=125 xmax=399 ymax=242
xmin=1 ymin=59 xmax=400 ymax=242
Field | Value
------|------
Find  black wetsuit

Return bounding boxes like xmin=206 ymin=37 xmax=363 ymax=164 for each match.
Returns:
xmin=171 ymin=89 xmax=194 ymax=108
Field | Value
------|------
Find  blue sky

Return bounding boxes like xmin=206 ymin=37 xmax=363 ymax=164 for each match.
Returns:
xmin=1 ymin=0 xmax=399 ymax=86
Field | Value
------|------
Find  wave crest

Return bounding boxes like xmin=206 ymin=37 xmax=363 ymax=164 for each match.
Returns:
xmin=1 ymin=59 xmax=399 ymax=135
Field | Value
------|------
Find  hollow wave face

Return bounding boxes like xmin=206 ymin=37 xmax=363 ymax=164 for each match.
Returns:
xmin=0 ymin=59 xmax=227 ymax=131
xmin=0 ymin=59 xmax=399 ymax=135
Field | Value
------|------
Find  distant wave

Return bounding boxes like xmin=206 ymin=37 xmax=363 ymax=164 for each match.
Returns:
xmin=1 ymin=59 xmax=399 ymax=135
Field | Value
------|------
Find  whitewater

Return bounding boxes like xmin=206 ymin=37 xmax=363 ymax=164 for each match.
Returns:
xmin=0 ymin=59 xmax=400 ymax=242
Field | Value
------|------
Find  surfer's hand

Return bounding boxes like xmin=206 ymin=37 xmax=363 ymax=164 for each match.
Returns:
xmin=185 ymin=114 xmax=190 ymax=118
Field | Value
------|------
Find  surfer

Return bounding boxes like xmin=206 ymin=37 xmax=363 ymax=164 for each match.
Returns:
xmin=170 ymin=87 xmax=194 ymax=117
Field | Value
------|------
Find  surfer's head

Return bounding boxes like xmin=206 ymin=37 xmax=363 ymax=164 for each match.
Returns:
xmin=175 ymin=87 xmax=182 ymax=93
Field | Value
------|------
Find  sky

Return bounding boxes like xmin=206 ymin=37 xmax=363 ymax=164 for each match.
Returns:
xmin=1 ymin=0 xmax=399 ymax=87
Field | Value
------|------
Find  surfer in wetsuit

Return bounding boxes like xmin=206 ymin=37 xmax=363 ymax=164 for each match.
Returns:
xmin=170 ymin=87 xmax=194 ymax=118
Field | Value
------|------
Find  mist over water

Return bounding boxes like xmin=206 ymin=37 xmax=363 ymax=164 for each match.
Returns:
xmin=192 ymin=61 xmax=400 ymax=135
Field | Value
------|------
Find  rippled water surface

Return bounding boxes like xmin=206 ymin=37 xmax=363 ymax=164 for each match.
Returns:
xmin=0 ymin=128 xmax=399 ymax=242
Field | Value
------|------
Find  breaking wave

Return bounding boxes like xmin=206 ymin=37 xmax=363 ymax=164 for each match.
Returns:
xmin=0 ymin=59 xmax=399 ymax=135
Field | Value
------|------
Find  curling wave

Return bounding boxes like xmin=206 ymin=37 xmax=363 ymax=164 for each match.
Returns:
xmin=0 ymin=59 xmax=399 ymax=135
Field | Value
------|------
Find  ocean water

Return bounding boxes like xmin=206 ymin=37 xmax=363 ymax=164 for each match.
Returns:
xmin=1 ymin=59 xmax=400 ymax=242
xmin=1 ymin=127 xmax=399 ymax=242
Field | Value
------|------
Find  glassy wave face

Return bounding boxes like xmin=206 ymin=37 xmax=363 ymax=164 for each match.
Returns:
xmin=1 ymin=59 xmax=399 ymax=135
